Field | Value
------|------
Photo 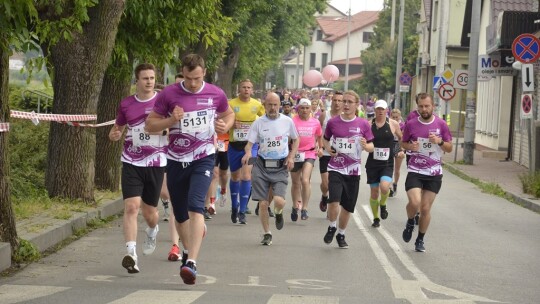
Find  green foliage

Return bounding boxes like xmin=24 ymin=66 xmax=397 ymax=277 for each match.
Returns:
xmin=13 ymin=239 xmax=41 ymax=264
xmin=0 ymin=0 xmax=38 ymax=51
xmin=519 ymin=172 xmax=540 ymax=198
xmin=357 ymin=0 xmax=421 ymax=97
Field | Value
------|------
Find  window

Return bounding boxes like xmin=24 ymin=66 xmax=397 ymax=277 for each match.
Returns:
xmin=310 ymin=53 xmax=316 ymax=69
xmin=316 ymin=30 xmax=323 ymax=41
xmin=322 ymin=53 xmax=328 ymax=67
xmin=363 ymin=32 xmax=373 ymax=43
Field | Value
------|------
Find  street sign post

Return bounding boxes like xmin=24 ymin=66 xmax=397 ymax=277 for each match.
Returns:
xmin=521 ymin=64 xmax=534 ymax=92
xmin=438 ymin=83 xmax=456 ymax=101
xmin=512 ymin=34 xmax=540 ymax=63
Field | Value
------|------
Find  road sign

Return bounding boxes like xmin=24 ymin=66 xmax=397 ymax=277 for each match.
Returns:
xmin=438 ymin=83 xmax=455 ymax=101
xmin=432 ymin=76 xmax=446 ymax=90
xmin=399 ymin=85 xmax=410 ymax=92
xmin=520 ymin=94 xmax=533 ymax=119
xmin=521 ymin=64 xmax=534 ymax=92
xmin=512 ymin=33 xmax=540 ymax=63
xmin=399 ymin=72 xmax=412 ymax=86
xmin=454 ymin=69 xmax=469 ymax=89
xmin=441 ymin=68 xmax=454 ymax=82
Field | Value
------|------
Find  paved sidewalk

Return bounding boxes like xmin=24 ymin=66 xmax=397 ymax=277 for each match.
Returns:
xmin=442 ymin=139 xmax=540 ymax=213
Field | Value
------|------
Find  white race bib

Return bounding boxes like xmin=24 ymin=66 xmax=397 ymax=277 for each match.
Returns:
xmin=217 ymin=140 xmax=226 ymax=152
xmin=334 ymin=137 xmax=356 ymax=154
xmin=233 ymin=123 xmax=250 ymax=141
xmin=374 ymin=147 xmax=390 ymax=160
xmin=132 ymin=127 xmax=160 ymax=147
xmin=264 ymin=136 xmax=282 ymax=153
xmin=294 ymin=152 xmax=305 ymax=162
xmin=181 ymin=110 xmax=211 ymax=133
xmin=418 ymin=137 xmax=436 ymax=154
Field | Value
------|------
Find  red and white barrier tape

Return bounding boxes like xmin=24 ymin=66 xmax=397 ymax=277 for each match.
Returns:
xmin=56 ymin=120 xmax=115 ymax=128
xmin=0 ymin=123 xmax=9 ymax=133
xmin=10 ymin=110 xmax=97 ymax=122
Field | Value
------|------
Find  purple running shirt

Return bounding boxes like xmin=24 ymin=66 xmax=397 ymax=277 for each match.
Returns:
xmin=153 ymin=82 xmax=229 ymax=162
xmin=115 ymin=93 xmax=167 ymax=167
xmin=324 ymin=115 xmax=374 ymax=176
xmin=402 ymin=115 xmax=452 ymax=176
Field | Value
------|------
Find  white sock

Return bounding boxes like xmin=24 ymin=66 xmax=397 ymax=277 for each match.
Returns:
xmin=126 ymin=241 xmax=136 ymax=256
xmin=186 ymin=259 xmax=197 ymax=266
xmin=147 ymin=225 xmax=159 ymax=238
xmin=338 ymin=228 xmax=346 ymax=235
xmin=329 ymin=221 xmax=337 ymax=228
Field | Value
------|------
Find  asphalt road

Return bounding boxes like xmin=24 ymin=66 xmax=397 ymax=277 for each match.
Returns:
xmin=1 ymin=160 xmax=539 ymax=304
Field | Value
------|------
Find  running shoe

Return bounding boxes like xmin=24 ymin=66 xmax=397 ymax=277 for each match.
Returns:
xmin=319 ymin=196 xmax=328 ymax=212
xmin=231 ymin=207 xmax=238 ymax=223
xmin=255 ymin=202 xmax=259 ymax=216
xmin=208 ymin=203 xmax=216 ymax=215
xmin=414 ymin=212 xmax=420 ymax=225
xmin=238 ymin=212 xmax=247 ymax=224
xmin=218 ymin=194 xmax=227 ymax=207
xmin=392 ymin=183 xmax=398 ymax=196
xmin=143 ymin=225 xmax=158 ymax=255
xmin=380 ymin=206 xmax=388 ymax=220
xmin=204 ymin=208 xmax=212 ymax=220
xmin=336 ymin=233 xmax=349 ymax=249
xmin=415 ymin=239 xmax=426 ymax=252
xmin=402 ymin=221 xmax=415 ymax=243
xmin=372 ymin=218 xmax=380 ymax=228
xmin=168 ymin=244 xmax=180 ymax=261
xmin=268 ymin=207 xmax=274 ymax=217
xmin=122 ymin=254 xmax=139 ymax=273
xmin=301 ymin=209 xmax=308 ymax=220
xmin=291 ymin=208 xmax=299 ymax=222
xmin=261 ymin=233 xmax=272 ymax=246
xmin=275 ymin=210 xmax=284 ymax=230
xmin=245 ymin=207 xmax=252 ymax=215
xmin=180 ymin=261 xmax=197 ymax=285
xmin=389 ymin=188 xmax=395 ymax=197
xmin=162 ymin=199 xmax=170 ymax=222
xmin=324 ymin=226 xmax=337 ymax=244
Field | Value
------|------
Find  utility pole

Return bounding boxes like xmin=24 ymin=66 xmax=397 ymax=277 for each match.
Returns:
xmin=394 ymin=0 xmax=405 ymax=112
xmin=435 ymin=0 xmax=449 ymax=117
xmin=390 ymin=0 xmax=396 ymax=42
xmin=464 ymin=0 xmax=481 ymax=164
xmin=344 ymin=0 xmax=351 ymax=91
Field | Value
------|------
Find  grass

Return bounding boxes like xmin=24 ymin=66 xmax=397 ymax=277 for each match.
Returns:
xmin=445 ymin=163 xmax=506 ymax=198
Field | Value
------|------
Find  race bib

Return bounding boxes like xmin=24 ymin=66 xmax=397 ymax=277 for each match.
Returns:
xmin=334 ymin=137 xmax=356 ymax=154
xmin=132 ymin=127 xmax=160 ymax=147
xmin=374 ymin=147 xmax=390 ymax=160
xmin=233 ymin=123 xmax=250 ymax=141
xmin=418 ymin=137 xmax=436 ymax=154
xmin=294 ymin=152 xmax=305 ymax=162
xmin=181 ymin=110 xmax=211 ymax=133
xmin=264 ymin=137 xmax=282 ymax=152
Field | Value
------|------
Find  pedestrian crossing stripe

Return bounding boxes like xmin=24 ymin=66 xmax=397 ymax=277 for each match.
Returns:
xmin=108 ymin=290 xmax=206 ymax=304
xmin=268 ymin=294 xmax=339 ymax=303
xmin=0 ymin=284 xmax=70 ymax=304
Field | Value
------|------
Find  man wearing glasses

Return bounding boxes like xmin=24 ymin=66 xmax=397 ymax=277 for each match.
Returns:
xmin=322 ymin=90 xmax=374 ymax=248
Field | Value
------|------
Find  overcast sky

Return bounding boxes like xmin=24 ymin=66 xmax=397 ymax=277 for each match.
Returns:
xmin=329 ymin=0 xmax=384 ymax=15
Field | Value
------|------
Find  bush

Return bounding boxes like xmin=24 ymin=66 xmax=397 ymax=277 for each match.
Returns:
xmin=519 ymin=172 xmax=540 ymax=198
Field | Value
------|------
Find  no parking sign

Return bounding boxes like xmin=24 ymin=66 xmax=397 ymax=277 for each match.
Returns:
xmin=521 ymin=94 xmax=533 ymax=119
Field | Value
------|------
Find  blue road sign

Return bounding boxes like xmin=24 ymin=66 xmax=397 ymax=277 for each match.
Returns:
xmin=399 ymin=72 xmax=412 ymax=86
xmin=512 ymin=34 xmax=540 ymax=63
xmin=432 ymin=76 xmax=447 ymax=91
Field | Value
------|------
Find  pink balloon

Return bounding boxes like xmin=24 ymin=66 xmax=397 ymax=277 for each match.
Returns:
xmin=303 ymin=70 xmax=323 ymax=87
xmin=322 ymin=65 xmax=340 ymax=82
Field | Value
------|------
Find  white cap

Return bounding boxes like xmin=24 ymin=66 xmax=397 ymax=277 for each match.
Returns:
xmin=374 ymin=99 xmax=388 ymax=109
xmin=298 ymin=98 xmax=311 ymax=106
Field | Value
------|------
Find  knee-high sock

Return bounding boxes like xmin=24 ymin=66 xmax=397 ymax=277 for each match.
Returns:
xmin=230 ymin=180 xmax=240 ymax=210
xmin=380 ymin=191 xmax=389 ymax=207
xmin=370 ymin=198 xmax=379 ymax=219
xmin=239 ymin=180 xmax=251 ymax=213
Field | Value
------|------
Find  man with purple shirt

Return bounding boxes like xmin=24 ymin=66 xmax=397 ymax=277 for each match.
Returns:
xmin=400 ymin=93 xmax=452 ymax=252
xmin=109 ymin=63 xmax=168 ymax=274
xmin=322 ymin=90 xmax=374 ymax=248
xmin=145 ymin=54 xmax=234 ymax=285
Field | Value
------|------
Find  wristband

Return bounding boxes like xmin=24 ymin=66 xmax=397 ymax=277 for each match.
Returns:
xmin=162 ymin=130 xmax=167 ymax=136
xmin=438 ymin=140 xmax=444 ymax=146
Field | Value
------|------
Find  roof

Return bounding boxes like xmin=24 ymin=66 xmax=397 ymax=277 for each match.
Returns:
xmin=316 ymin=11 xmax=379 ymax=42
xmin=329 ymin=57 xmax=362 ymax=65
xmin=491 ymin=0 xmax=539 ymax=19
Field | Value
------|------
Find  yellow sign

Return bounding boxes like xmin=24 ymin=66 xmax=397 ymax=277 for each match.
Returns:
xmin=442 ymin=68 xmax=454 ymax=82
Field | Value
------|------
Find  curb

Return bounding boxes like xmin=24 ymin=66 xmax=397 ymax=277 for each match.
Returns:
xmin=444 ymin=162 xmax=540 ymax=214
xmin=0 ymin=197 xmax=124 ymax=273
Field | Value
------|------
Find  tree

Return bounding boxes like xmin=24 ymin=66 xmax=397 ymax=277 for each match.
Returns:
xmin=94 ymin=0 xmax=232 ymax=190
xmin=37 ymin=0 xmax=125 ymax=202
xmin=357 ymin=0 xmax=420 ymax=97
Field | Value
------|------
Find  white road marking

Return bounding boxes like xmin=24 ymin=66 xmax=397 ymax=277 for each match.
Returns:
xmin=86 ymin=275 xmax=116 ymax=282
xmin=0 ymin=284 xmax=70 ymax=304
xmin=356 ymin=205 xmax=498 ymax=303
xmin=229 ymin=275 xmax=276 ymax=287
xmin=108 ymin=290 xmax=205 ymax=304
xmin=267 ymin=294 xmax=339 ymax=304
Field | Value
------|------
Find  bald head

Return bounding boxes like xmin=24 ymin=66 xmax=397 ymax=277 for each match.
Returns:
xmin=264 ymin=92 xmax=281 ymax=119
